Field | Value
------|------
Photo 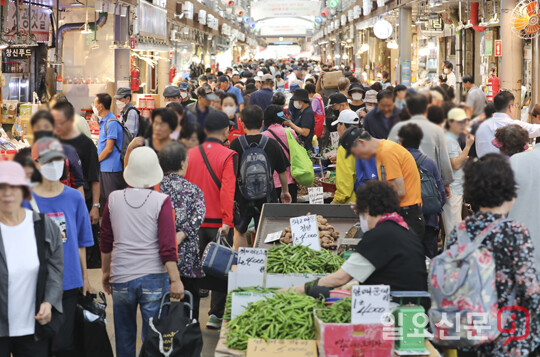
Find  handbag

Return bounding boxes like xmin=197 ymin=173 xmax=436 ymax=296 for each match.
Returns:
xmin=286 ymin=128 xmax=315 ymax=187
xmin=201 ymin=231 xmax=237 ymax=279
xmin=74 ymin=292 xmax=114 ymax=357
xmin=140 ymin=292 xmax=203 ymax=357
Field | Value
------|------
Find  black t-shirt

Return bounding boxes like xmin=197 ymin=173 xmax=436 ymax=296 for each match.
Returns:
xmin=60 ymin=134 xmax=100 ymax=205
xmin=294 ymin=106 xmax=315 ymax=151
xmin=355 ymin=220 xmax=428 ymax=292
xmin=349 ymin=103 xmax=365 ymax=112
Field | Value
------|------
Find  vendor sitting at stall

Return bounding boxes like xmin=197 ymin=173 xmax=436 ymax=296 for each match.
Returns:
xmin=287 ymin=180 xmax=428 ymax=297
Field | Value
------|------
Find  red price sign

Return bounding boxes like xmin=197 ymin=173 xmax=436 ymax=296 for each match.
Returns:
xmin=494 ymin=40 xmax=502 ymax=57
xmin=130 ymin=37 xmax=135 ymax=49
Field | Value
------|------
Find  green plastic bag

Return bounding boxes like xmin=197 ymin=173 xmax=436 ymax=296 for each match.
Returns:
xmin=286 ymin=128 xmax=314 ymax=187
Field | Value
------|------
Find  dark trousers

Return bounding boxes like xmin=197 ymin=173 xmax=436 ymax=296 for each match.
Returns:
xmin=51 ymin=288 xmax=78 ymax=356
xmin=0 ymin=335 xmax=49 ymax=357
xmin=181 ymin=277 xmax=200 ymax=322
xmin=399 ymin=205 xmax=426 ymax=240
xmin=198 ymin=227 xmax=232 ymax=318
xmin=423 ymin=225 xmax=439 ymax=259
xmin=275 ymin=183 xmax=298 ymax=203
xmin=99 ymin=171 xmax=123 ymax=207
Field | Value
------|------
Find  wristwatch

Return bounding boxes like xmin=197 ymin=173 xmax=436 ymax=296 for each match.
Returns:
xmin=92 ymin=203 xmax=101 ymax=208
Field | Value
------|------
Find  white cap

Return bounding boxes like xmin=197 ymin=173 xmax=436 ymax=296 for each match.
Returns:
xmin=331 ymin=109 xmax=360 ymax=126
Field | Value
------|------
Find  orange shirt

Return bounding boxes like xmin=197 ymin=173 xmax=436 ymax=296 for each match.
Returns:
xmin=375 ymin=139 xmax=422 ymax=207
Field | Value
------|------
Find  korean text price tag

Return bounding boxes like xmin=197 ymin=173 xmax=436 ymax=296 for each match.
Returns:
xmin=236 ymin=247 xmax=267 ymax=287
xmin=290 ymin=215 xmax=320 ymax=251
xmin=330 ymin=131 xmax=340 ymax=148
xmin=351 ymin=285 xmax=390 ymax=324
xmin=308 ymin=187 xmax=324 ymax=204
xmin=247 ymin=338 xmax=317 ymax=357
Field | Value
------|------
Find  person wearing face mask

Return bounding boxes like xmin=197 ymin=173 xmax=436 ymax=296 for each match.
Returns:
xmin=30 ymin=110 xmax=85 ymax=196
xmin=325 ymin=93 xmax=350 ymax=138
xmin=358 ymin=90 xmax=378 ymax=120
xmin=285 ymin=181 xmax=427 ymax=297
xmin=348 ymin=84 xmax=366 ymax=113
xmin=363 ymin=90 xmax=401 ymax=139
xmin=27 ymin=137 xmax=94 ymax=357
xmin=221 ymin=93 xmax=245 ymax=146
xmin=442 ymin=60 xmax=456 ymax=88
xmin=284 ymin=89 xmax=315 ymax=151
xmin=114 ymin=87 xmax=138 ymax=137
xmin=185 ymin=85 xmax=219 ymax=128
xmin=179 ymin=81 xmax=196 ymax=108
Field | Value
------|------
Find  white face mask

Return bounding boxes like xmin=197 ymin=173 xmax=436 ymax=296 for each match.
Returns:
xmin=444 ymin=68 xmax=450 ymax=74
xmin=116 ymin=100 xmax=126 ymax=110
xmin=365 ymin=105 xmax=375 ymax=112
xmin=180 ymin=92 xmax=188 ymax=99
xmin=351 ymin=93 xmax=363 ymax=101
xmin=359 ymin=214 xmax=370 ymax=233
xmin=40 ymin=160 xmax=64 ymax=181
xmin=92 ymin=105 xmax=100 ymax=117
xmin=293 ymin=101 xmax=303 ymax=110
xmin=222 ymin=106 xmax=237 ymax=119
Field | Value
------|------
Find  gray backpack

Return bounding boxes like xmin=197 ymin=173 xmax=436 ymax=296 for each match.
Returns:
xmin=238 ymin=136 xmax=273 ymax=200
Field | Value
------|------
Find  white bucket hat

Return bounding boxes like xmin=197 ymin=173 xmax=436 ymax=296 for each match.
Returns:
xmin=123 ymin=147 xmax=163 ymax=188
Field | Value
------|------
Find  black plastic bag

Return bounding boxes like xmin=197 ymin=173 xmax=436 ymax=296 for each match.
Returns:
xmin=139 ymin=291 xmax=203 ymax=357
xmin=74 ymin=292 xmax=114 ymax=357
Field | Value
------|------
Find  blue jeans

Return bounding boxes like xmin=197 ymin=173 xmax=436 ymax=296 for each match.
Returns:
xmin=111 ymin=273 xmax=169 ymax=357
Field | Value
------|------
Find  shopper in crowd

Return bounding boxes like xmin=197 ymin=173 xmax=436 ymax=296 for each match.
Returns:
xmin=371 ymin=82 xmax=383 ymax=93
xmin=331 ymin=110 xmax=359 ymax=205
xmin=358 ymin=90 xmax=378 ymax=119
xmin=398 ymin=123 xmax=445 ymax=258
xmin=218 ymin=75 xmax=245 ymax=111
xmin=446 ymin=154 xmax=540 ymax=357
xmin=262 ymin=104 xmax=298 ymax=203
xmin=382 ymin=71 xmax=391 ymax=89
xmin=0 ymin=161 xmax=64 ymax=357
xmin=394 ymin=85 xmax=407 ymax=110
xmin=441 ymin=108 xmax=475 ymax=237
xmin=463 ymin=75 xmax=486 ymax=119
xmin=476 ymin=91 xmax=540 ymax=158
xmin=348 ymin=84 xmax=366 ymax=112
xmin=30 ymin=138 xmax=94 ymax=356
xmin=159 ymin=141 xmax=205 ymax=322
xmin=388 ymin=93 xmax=453 ymax=192
xmin=100 ymin=147 xmax=182 ymax=357
xmin=492 ymin=124 xmax=529 ymax=158
xmin=163 ymin=85 xmax=182 ymax=104
xmin=363 ymin=90 xmax=400 ymax=139
xmin=305 ymin=83 xmax=325 ymax=138
xmin=243 ymin=83 xmax=257 ymax=106
xmin=288 ymin=181 xmax=427 ymax=295
xmin=442 ymin=61 xmax=457 ymax=88
xmin=271 ymin=91 xmax=287 ymax=107
xmin=337 ymin=77 xmax=350 ymax=98
xmin=283 ymin=89 xmax=315 ymax=150
xmin=114 ymin=87 xmax=139 ymax=137
xmin=221 ymin=93 xmax=245 ymax=145
xmin=13 ymin=148 xmax=37 ymax=184
xmin=342 ymin=127 xmax=424 ymax=238
xmin=231 ymin=105 xmax=291 ymax=248
xmin=249 ymin=74 xmax=274 ymax=111
xmin=179 ymin=81 xmax=196 ymax=108
xmin=30 ymin=110 xmax=85 ymax=196
xmin=531 ymin=104 xmax=540 ymax=144
xmin=185 ymin=111 xmax=237 ymax=330
xmin=186 ymin=85 xmax=218 ymax=127
xmin=49 ymin=93 xmax=91 ymax=139
xmin=95 ymin=93 xmax=123 ymax=206
xmin=180 ymin=123 xmax=205 ymax=149
xmin=166 ymin=101 xmax=188 ymax=140
xmin=427 ymin=105 xmax=446 ymax=128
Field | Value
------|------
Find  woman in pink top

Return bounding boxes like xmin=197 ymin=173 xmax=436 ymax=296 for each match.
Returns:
xmin=262 ymin=105 xmax=298 ymax=202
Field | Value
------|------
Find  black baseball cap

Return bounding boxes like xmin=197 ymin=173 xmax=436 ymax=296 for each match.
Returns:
xmin=205 ymin=111 xmax=230 ymax=132
xmin=341 ymin=126 xmax=369 ymax=158
xmin=328 ymin=93 xmax=348 ymax=107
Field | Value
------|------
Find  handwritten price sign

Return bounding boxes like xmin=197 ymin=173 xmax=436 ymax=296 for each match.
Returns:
xmin=290 ymin=215 xmax=321 ymax=251
xmin=237 ymin=248 xmax=267 ymax=287
xmin=351 ymin=285 xmax=390 ymax=324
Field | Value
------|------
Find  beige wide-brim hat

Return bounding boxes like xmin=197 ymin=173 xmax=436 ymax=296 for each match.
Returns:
xmin=123 ymin=147 xmax=163 ymax=188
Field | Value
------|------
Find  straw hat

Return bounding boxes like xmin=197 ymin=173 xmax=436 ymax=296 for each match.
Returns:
xmin=123 ymin=147 xmax=163 ymax=188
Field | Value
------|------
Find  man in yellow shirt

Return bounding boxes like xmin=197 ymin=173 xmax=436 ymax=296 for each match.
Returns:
xmin=331 ymin=110 xmax=359 ymax=204
xmin=342 ymin=127 xmax=425 ymax=239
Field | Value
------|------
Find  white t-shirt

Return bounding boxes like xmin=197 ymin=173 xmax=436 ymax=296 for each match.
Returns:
xmin=0 ymin=210 xmax=39 ymax=336
xmin=446 ymin=71 xmax=457 ymax=88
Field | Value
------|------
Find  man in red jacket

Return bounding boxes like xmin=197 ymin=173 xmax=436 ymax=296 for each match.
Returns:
xmin=185 ymin=111 xmax=238 ymax=330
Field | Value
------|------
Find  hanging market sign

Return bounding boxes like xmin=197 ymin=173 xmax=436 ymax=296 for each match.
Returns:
xmin=259 ymin=23 xmax=308 ymax=36
xmin=494 ymin=39 xmax=502 ymax=57
xmin=6 ymin=2 xmax=50 ymax=43
xmin=135 ymin=1 xmax=167 ymax=40
xmin=251 ymin=0 xmax=321 ymax=20
xmin=485 ymin=30 xmax=493 ymax=56
xmin=373 ymin=19 xmax=393 ymax=39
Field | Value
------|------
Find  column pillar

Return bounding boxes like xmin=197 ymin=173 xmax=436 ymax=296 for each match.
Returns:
xmin=500 ymin=0 xmax=523 ymax=119
xmin=158 ymin=52 xmax=170 ymax=105
xmin=398 ymin=6 xmax=412 ymax=85
xmin=532 ymin=36 xmax=540 ymax=109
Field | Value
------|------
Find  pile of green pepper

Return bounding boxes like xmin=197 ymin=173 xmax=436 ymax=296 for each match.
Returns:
xmin=225 ymin=292 xmax=324 ymax=351
xmin=266 ymin=244 xmax=345 ymax=274
xmin=316 ymin=297 xmax=352 ymax=323
xmin=223 ymin=286 xmax=279 ymax=321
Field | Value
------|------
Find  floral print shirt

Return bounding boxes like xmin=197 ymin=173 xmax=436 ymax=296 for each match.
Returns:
xmin=160 ymin=173 xmax=205 ymax=278
xmin=447 ymin=212 xmax=540 ymax=357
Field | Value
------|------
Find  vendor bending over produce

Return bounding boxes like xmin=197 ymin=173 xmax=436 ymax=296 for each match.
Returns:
xmin=288 ymin=181 xmax=428 ymax=297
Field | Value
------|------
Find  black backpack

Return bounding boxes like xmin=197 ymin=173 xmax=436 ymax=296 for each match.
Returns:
xmin=415 ymin=154 xmax=443 ymax=215
xmin=238 ymin=136 xmax=273 ymax=200
xmin=104 ymin=118 xmax=133 ymax=163
xmin=121 ymin=106 xmax=150 ymax=137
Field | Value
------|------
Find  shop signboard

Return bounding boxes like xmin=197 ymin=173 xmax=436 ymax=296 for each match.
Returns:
xmin=251 ymin=0 xmax=321 ymax=20
xmin=495 ymin=39 xmax=502 ymax=57
xmin=4 ymin=48 xmax=32 ymax=58
xmin=136 ymin=1 xmax=167 ymax=40
xmin=6 ymin=2 xmax=50 ymax=43
xmin=401 ymin=59 xmax=411 ymax=86
xmin=485 ymin=31 xmax=494 ymax=56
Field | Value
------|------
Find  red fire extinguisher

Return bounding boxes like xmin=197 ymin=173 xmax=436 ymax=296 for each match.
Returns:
xmin=131 ymin=66 xmax=140 ymax=92
xmin=169 ymin=65 xmax=176 ymax=84
xmin=486 ymin=70 xmax=499 ymax=102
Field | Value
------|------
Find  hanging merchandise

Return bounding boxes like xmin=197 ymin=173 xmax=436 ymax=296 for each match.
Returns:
xmin=328 ymin=0 xmax=339 ymax=8
xmin=363 ymin=0 xmax=373 ymax=16
xmin=511 ymin=0 xmax=540 ymax=39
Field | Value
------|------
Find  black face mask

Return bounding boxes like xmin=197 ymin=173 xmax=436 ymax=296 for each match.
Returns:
xmin=33 ymin=130 xmax=54 ymax=141
xmin=332 ymin=109 xmax=340 ymax=118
